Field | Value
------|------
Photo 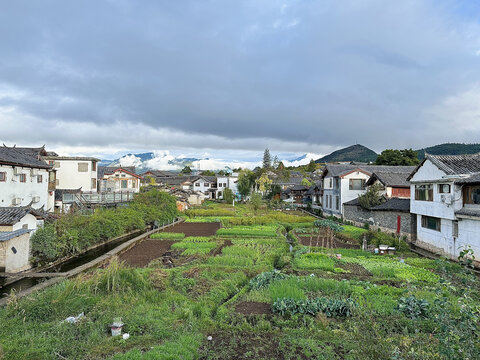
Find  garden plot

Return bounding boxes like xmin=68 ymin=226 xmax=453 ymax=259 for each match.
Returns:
xmin=119 ymin=239 xmax=177 ymax=267
xmin=159 ymin=222 xmax=222 ymax=237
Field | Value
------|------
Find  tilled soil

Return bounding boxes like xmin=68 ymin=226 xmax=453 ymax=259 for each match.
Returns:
xmin=235 ymin=301 xmax=272 ymax=315
xmin=159 ymin=222 xmax=221 ymax=237
xmin=297 ymin=235 xmax=360 ymax=249
xmin=211 ymin=239 xmax=233 ymax=256
xmin=119 ymin=239 xmax=176 ymax=267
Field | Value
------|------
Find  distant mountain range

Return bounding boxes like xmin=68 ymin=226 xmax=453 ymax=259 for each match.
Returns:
xmin=315 ymin=144 xmax=378 ymax=163
xmin=415 ymin=143 xmax=480 ymax=159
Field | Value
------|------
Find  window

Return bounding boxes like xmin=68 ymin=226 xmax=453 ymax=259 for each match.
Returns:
xmin=335 ymin=178 xmax=340 ymax=189
xmin=49 ymin=172 xmax=55 ymax=182
xmin=22 ymin=224 xmax=28 ymax=229
xmin=349 ymin=179 xmax=366 ymax=190
xmin=92 ymin=162 xmax=97 ymax=171
xmin=223 ymin=183 xmax=227 ymax=187
xmin=54 ymin=161 xmax=60 ymax=168
xmin=415 ymin=184 xmax=433 ymax=201
xmin=121 ymin=180 xmax=128 ymax=189
xmin=91 ymin=178 xmax=96 ymax=189
xmin=438 ymin=184 xmax=451 ymax=194
xmin=205 ymin=183 xmax=209 ymax=187
xmin=56 ymin=179 xmax=60 ymax=186
xmin=421 ymin=216 xmax=441 ymax=232
xmin=463 ymin=186 xmax=480 ymax=205
xmin=218 ymin=183 xmax=222 ymax=187
xmin=48 ymin=160 xmax=54 ymax=166
xmin=195 ymin=183 xmax=200 ymax=187
xmin=78 ymin=163 xmax=88 ymax=172
xmin=0 ymin=172 xmax=5 ymax=182
xmin=335 ymin=196 xmax=339 ymax=210
xmin=328 ymin=178 xmax=333 ymax=188
xmin=19 ymin=174 xmax=26 ymax=182
xmin=37 ymin=175 xmax=43 ymax=183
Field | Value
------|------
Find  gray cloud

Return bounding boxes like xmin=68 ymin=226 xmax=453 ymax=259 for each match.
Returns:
xmin=1 ymin=0 xmax=480 ymax=154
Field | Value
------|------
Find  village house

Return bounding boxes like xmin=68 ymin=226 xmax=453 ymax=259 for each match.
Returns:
xmin=408 ymin=153 xmax=480 ymax=265
xmin=321 ymin=164 xmax=417 ymax=217
xmin=0 ymin=229 xmax=32 ymax=273
xmin=365 ymin=167 xmax=416 ymax=198
xmin=98 ymin=167 xmax=142 ymax=193
xmin=0 ymin=207 xmax=44 ymax=232
xmin=0 ymin=145 xmax=55 ymax=211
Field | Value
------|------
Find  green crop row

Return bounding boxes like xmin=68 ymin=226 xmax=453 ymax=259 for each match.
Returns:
xmin=151 ymin=232 xmax=185 ymax=239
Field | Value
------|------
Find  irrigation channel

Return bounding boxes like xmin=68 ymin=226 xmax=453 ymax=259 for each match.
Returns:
xmin=0 ymin=218 xmax=182 ymax=304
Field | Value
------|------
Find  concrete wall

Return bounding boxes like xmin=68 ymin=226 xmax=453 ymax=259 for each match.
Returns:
xmin=341 ymin=171 xmax=371 ymax=209
xmin=0 ymin=164 xmax=50 ymax=209
xmin=344 ymin=204 xmax=413 ymax=238
xmin=11 ymin=214 xmax=38 ymax=231
xmin=0 ymin=232 xmax=31 ymax=272
xmin=52 ymin=159 xmax=98 ymax=191
xmin=100 ymin=170 xmax=140 ymax=192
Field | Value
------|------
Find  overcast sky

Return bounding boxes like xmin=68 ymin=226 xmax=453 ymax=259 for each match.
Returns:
xmin=1 ymin=0 xmax=480 ymax=160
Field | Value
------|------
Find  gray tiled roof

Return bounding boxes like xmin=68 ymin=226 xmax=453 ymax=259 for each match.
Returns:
xmin=455 ymin=207 xmax=480 ymax=218
xmin=427 ymin=153 xmax=480 ymax=175
xmin=366 ymin=168 xmax=416 ymax=187
xmin=455 ymin=173 xmax=480 ymax=184
xmin=98 ymin=166 xmax=137 ymax=178
xmin=0 ymin=146 xmax=52 ymax=169
xmin=0 ymin=207 xmax=35 ymax=225
xmin=344 ymin=197 xmax=410 ymax=212
xmin=323 ymin=164 xmax=416 ymax=179
xmin=0 ymin=228 xmax=32 ymax=242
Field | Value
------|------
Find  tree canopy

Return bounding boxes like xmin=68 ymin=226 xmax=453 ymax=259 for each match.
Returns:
xmin=263 ymin=148 xmax=272 ymax=169
xmin=181 ymin=166 xmax=192 ymax=174
xmin=375 ymin=149 xmax=420 ymax=166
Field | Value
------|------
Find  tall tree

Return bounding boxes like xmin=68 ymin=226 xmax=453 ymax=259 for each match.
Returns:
xmin=263 ymin=148 xmax=272 ymax=169
xmin=376 ymin=149 xmax=420 ymax=166
xmin=237 ymin=169 xmax=255 ymax=200
xmin=306 ymin=159 xmax=318 ymax=172
xmin=250 ymin=192 xmax=263 ymax=215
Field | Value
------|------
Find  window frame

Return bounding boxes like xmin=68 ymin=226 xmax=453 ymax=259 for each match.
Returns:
xmin=438 ymin=184 xmax=451 ymax=194
xmin=19 ymin=174 xmax=26 ymax=183
xmin=78 ymin=162 xmax=89 ymax=172
xmin=37 ymin=174 xmax=43 ymax=183
xmin=0 ymin=172 xmax=6 ymax=182
xmin=415 ymin=184 xmax=433 ymax=201
xmin=421 ymin=215 xmax=441 ymax=232
xmin=349 ymin=179 xmax=366 ymax=191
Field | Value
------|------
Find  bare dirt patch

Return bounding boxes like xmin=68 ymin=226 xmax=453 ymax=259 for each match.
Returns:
xmin=119 ymin=240 xmax=175 ymax=267
xmin=235 ymin=301 xmax=272 ymax=315
xmin=159 ymin=222 xmax=221 ymax=237
xmin=297 ymin=235 xmax=360 ymax=249
xmin=212 ymin=239 xmax=233 ymax=256
xmin=336 ymin=262 xmax=371 ymax=276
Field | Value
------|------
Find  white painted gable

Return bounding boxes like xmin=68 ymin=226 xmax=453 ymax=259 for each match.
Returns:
xmin=410 ymin=159 xmax=446 ymax=182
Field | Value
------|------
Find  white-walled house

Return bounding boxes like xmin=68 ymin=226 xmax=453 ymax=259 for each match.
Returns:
xmin=0 ymin=229 xmax=32 ymax=272
xmin=0 ymin=146 xmax=54 ymax=210
xmin=408 ymin=153 xmax=480 ymax=266
xmin=98 ymin=167 xmax=141 ymax=193
xmin=321 ymin=164 xmax=418 ymax=217
xmin=216 ymin=174 xmax=238 ymax=199
xmin=44 ymin=156 xmax=99 ymax=192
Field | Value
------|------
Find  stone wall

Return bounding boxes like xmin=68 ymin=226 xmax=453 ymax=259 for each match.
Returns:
xmin=344 ymin=204 xmax=414 ymax=239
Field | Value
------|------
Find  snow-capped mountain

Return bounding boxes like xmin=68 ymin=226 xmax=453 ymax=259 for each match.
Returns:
xmin=100 ymin=151 xmax=321 ymax=172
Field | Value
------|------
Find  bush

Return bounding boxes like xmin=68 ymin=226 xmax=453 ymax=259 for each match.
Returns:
xmin=30 ymin=224 xmax=59 ymax=261
xmin=397 ymin=295 xmax=430 ymax=319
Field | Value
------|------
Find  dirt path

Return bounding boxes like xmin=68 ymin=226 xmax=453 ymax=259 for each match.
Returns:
xmin=297 ymin=235 xmax=359 ymax=249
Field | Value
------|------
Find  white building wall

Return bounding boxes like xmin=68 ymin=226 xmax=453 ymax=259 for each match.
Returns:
xmin=0 ymin=233 xmax=31 ymax=272
xmin=101 ymin=170 xmax=140 ymax=192
xmin=12 ymin=214 xmax=38 ymax=232
xmin=193 ymin=178 xmax=211 ymax=194
xmin=457 ymin=219 xmax=480 ymax=261
xmin=340 ymin=171 xmax=371 ymax=207
xmin=0 ymin=165 xmax=50 ymax=209
xmin=52 ymin=159 xmax=98 ymax=192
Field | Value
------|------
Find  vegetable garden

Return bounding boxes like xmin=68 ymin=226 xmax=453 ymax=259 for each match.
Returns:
xmin=1 ymin=202 xmax=479 ymax=359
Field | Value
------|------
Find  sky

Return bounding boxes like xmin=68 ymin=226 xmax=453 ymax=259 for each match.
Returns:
xmin=1 ymin=0 xmax=480 ymax=165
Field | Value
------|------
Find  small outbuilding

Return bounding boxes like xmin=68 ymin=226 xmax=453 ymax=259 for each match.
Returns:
xmin=0 ymin=228 xmax=32 ymax=272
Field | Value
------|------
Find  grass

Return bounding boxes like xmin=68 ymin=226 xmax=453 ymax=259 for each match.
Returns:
xmin=1 ymin=203 xmax=479 ymax=359
xmin=339 ymin=225 xmax=368 ymax=240
xmin=151 ymin=232 xmax=185 ymax=239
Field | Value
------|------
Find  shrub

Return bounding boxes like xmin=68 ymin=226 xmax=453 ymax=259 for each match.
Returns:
xmin=30 ymin=223 xmax=59 ymax=261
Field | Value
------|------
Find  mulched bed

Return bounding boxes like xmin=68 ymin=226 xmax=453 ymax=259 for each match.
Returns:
xmin=297 ymin=235 xmax=360 ymax=249
xmin=235 ymin=301 xmax=272 ymax=315
xmin=159 ymin=222 xmax=221 ymax=237
xmin=119 ymin=239 xmax=176 ymax=267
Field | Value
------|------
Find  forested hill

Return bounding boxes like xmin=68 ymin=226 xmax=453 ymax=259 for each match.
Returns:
xmin=416 ymin=143 xmax=480 ymax=159
xmin=315 ymin=144 xmax=378 ymax=163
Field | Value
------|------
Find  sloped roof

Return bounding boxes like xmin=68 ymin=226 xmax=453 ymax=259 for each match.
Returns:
xmin=98 ymin=166 xmax=140 ymax=179
xmin=407 ymin=153 xmax=480 ymax=181
xmin=344 ymin=197 xmax=410 ymax=212
xmin=0 ymin=228 xmax=32 ymax=242
xmin=143 ymin=170 xmax=176 ymax=177
xmin=323 ymin=164 xmax=418 ymax=179
xmin=366 ymin=167 xmax=416 ymax=187
xmin=0 ymin=146 xmax=52 ymax=169
xmin=0 ymin=207 xmax=38 ymax=225
xmin=455 ymin=173 xmax=480 ymax=185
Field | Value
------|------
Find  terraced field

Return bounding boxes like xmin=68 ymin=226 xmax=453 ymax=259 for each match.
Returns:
xmin=0 ymin=202 xmax=479 ymax=359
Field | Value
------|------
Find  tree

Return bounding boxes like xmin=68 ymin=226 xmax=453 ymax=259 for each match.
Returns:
xmin=223 ymin=188 xmax=234 ymax=204
xmin=146 ymin=175 xmax=156 ymax=186
xmin=201 ymin=170 xmax=215 ymax=176
xmin=376 ymin=149 xmax=420 ymax=166
xmin=237 ymin=169 xmax=255 ymax=200
xmin=263 ymin=148 xmax=272 ymax=169
xmin=301 ymin=178 xmax=314 ymax=187
xmin=357 ymin=184 xmax=385 ymax=209
xmin=272 ymin=155 xmax=280 ymax=170
xmin=306 ymin=159 xmax=318 ymax=172
xmin=181 ymin=166 xmax=192 ymax=174
xmin=250 ymin=192 xmax=263 ymax=215
xmin=218 ymin=170 xmax=229 ymax=176
xmin=256 ymin=173 xmax=273 ymax=194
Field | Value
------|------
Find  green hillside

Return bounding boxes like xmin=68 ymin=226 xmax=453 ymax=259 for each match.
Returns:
xmin=315 ymin=144 xmax=378 ymax=163
xmin=416 ymin=143 xmax=480 ymax=159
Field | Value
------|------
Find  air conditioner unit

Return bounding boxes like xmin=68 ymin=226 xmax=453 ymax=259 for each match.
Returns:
xmin=32 ymin=196 xmax=40 ymax=203
xmin=441 ymin=194 xmax=453 ymax=205
xmin=12 ymin=198 xmax=21 ymax=205
xmin=14 ymin=167 xmax=22 ymax=175
xmin=30 ymin=168 xmax=38 ymax=176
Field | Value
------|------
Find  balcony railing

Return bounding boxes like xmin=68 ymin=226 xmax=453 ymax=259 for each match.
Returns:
xmin=62 ymin=191 xmax=136 ymax=204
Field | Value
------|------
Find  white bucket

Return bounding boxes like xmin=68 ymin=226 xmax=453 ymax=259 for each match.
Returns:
xmin=111 ymin=326 xmax=122 ymax=336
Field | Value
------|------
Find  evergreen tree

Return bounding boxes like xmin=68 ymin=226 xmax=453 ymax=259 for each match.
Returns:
xmin=263 ymin=148 xmax=272 ymax=169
